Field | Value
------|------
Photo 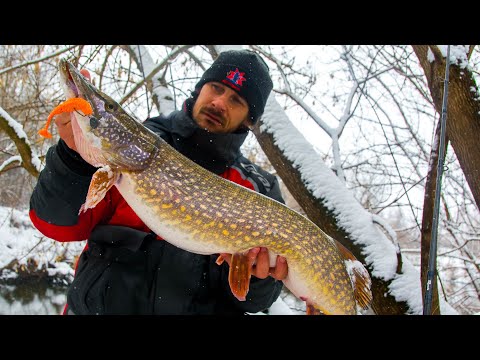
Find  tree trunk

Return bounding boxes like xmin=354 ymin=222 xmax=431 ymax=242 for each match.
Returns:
xmin=252 ymin=120 xmax=409 ymax=315
xmin=412 ymin=45 xmax=480 ymax=211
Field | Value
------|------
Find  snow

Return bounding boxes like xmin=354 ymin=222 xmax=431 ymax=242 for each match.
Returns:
xmin=388 ymin=260 xmax=423 ymax=314
xmin=438 ymin=45 xmax=469 ymax=69
xmin=427 ymin=48 xmax=435 ymax=63
xmin=266 ymin=293 xmax=295 ymax=315
xmin=0 ymin=283 xmax=66 ymax=315
xmin=434 ymin=45 xmax=480 ymax=103
xmin=215 ymin=45 xmax=244 ymax=53
xmin=261 ymin=95 xmax=459 ymax=315
xmin=0 ymin=155 xmax=21 ymax=172
xmin=0 ymin=206 xmax=86 ymax=314
xmin=345 ymin=259 xmax=369 ymax=290
xmin=0 ymin=206 xmax=84 ymax=280
xmin=0 ymin=107 xmax=28 ymax=141
xmin=427 ymin=45 xmax=470 ymax=68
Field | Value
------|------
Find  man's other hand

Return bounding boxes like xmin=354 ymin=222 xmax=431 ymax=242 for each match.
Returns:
xmin=219 ymin=247 xmax=288 ymax=281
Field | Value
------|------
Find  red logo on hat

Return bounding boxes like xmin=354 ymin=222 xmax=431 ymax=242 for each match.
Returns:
xmin=226 ymin=68 xmax=246 ymax=87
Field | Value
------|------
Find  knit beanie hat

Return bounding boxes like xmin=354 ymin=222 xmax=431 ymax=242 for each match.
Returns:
xmin=195 ymin=50 xmax=273 ymax=124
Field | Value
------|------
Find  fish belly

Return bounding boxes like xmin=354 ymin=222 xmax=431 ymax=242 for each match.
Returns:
xmin=116 ymin=172 xmax=224 ymax=255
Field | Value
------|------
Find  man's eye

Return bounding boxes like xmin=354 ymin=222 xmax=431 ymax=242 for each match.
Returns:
xmin=232 ymin=96 xmax=245 ymax=106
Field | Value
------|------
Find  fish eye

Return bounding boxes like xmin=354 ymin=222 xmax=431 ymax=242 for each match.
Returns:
xmin=106 ymin=103 xmax=115 ymax=111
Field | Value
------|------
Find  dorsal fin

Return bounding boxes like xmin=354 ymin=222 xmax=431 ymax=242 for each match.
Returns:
xmin=335 ymin=241 xmax=373 ymax=310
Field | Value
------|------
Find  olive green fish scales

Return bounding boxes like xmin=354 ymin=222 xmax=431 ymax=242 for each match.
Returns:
xmin=121 ymin=138 xmax=356 ymax=314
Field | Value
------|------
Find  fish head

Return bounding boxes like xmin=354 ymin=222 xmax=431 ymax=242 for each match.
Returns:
xmin=58 ymin=59 xmax=157 ymax=171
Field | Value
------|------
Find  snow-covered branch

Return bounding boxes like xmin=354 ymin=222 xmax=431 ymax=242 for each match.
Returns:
xmin=0 ymin=107 xmax=43 ymax=177
xmin=260 ymin=94 xmax=457 ymax=314
xmin=0 ymin=155 xmax=21 ymax=174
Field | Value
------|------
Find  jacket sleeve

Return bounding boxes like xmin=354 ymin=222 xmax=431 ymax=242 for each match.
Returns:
xmin=29 ymin=139 xmax=109 ymax=241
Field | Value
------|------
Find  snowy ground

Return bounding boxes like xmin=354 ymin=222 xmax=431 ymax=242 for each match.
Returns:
xmin=0 ymin=283 xmax=66 ymax=315
xmin=0 ymin=206 xmax=84 ymax=283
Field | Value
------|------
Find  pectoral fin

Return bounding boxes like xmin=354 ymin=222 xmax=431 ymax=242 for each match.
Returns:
xmin=228 ymin=252 xmax=252 ymax=301
xmin=79 ymin=165 xmax=119 ymax=214
xmin=335 ymin=241 xmax=373 ymax=310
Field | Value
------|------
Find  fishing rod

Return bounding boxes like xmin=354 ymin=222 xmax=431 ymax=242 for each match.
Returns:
xmin=423 ymin=45 xmax=451 ymax=315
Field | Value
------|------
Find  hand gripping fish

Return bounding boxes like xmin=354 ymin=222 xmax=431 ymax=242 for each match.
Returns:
xmin=40 ymin=59 xmax=372 ymax=315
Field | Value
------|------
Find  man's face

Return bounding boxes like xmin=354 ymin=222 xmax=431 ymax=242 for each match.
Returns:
xmin=192 ymin=82 xmax=250 ymax=134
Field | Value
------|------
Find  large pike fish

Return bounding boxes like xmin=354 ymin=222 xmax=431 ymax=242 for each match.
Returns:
xmin=42 ymin=59 xmax=372 ymax=315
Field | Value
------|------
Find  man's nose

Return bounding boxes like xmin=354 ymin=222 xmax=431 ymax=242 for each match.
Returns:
xmin=211 ymin=94 xmax=228 ymax=112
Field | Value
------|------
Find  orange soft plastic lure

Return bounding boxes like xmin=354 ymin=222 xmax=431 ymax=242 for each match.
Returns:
xmin=38 ymin=98 xmax=93 ymax=138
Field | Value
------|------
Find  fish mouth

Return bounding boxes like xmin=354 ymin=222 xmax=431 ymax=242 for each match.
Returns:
xmin=59 ymin=59 xmax=103 ymax=120
xmin=59 ymin=59 xmax=80 ymax=98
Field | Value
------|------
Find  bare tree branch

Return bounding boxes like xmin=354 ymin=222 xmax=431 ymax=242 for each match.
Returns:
xmin=0 ymin=46 xmax=77 ymax=76
xmin=0 ymin=108 xmax=41 ymax=178
xmin=119 ymin=45 xmax=194 ymax=106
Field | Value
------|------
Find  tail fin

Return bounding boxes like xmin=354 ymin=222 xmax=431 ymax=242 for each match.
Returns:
xmin=335 ymin=241 xmax=373 ymax=310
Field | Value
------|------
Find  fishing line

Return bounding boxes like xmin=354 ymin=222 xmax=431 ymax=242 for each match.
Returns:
xmin=137 ymin=45 xmax=151 ymax=118
xmin=73 ymin=109 xmax=99 ymax=129
xmin=168 ymin=47 xmax=177 ymax=112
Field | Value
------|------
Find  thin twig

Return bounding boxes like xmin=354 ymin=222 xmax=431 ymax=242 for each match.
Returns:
xmin=0 ymin=46 xmax=77 ymax=76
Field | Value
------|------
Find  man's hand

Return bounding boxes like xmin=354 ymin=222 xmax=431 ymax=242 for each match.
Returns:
xmin=54 ymin=69 xmax=91 ymax=152
xmin=218 ymin=247 xmax=288 ymax=281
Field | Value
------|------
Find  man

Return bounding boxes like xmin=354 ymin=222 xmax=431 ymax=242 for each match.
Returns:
xmin=30 ymin=49 xmax=288 ymax=315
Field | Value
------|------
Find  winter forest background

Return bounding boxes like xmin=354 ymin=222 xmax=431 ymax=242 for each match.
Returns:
xmin=0 ymin=45 xmax=478 ymax=315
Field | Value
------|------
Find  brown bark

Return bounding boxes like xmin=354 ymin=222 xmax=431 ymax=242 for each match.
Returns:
xmin=0 ymin=113 xmax=40 ymax=178
xmin=420 ymin=118 xmax=446 ymax=315
xmin=252 ymin=122 xmax=409 ymax=315
xmin=412 ymin=45 xmax=480 ymax=211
